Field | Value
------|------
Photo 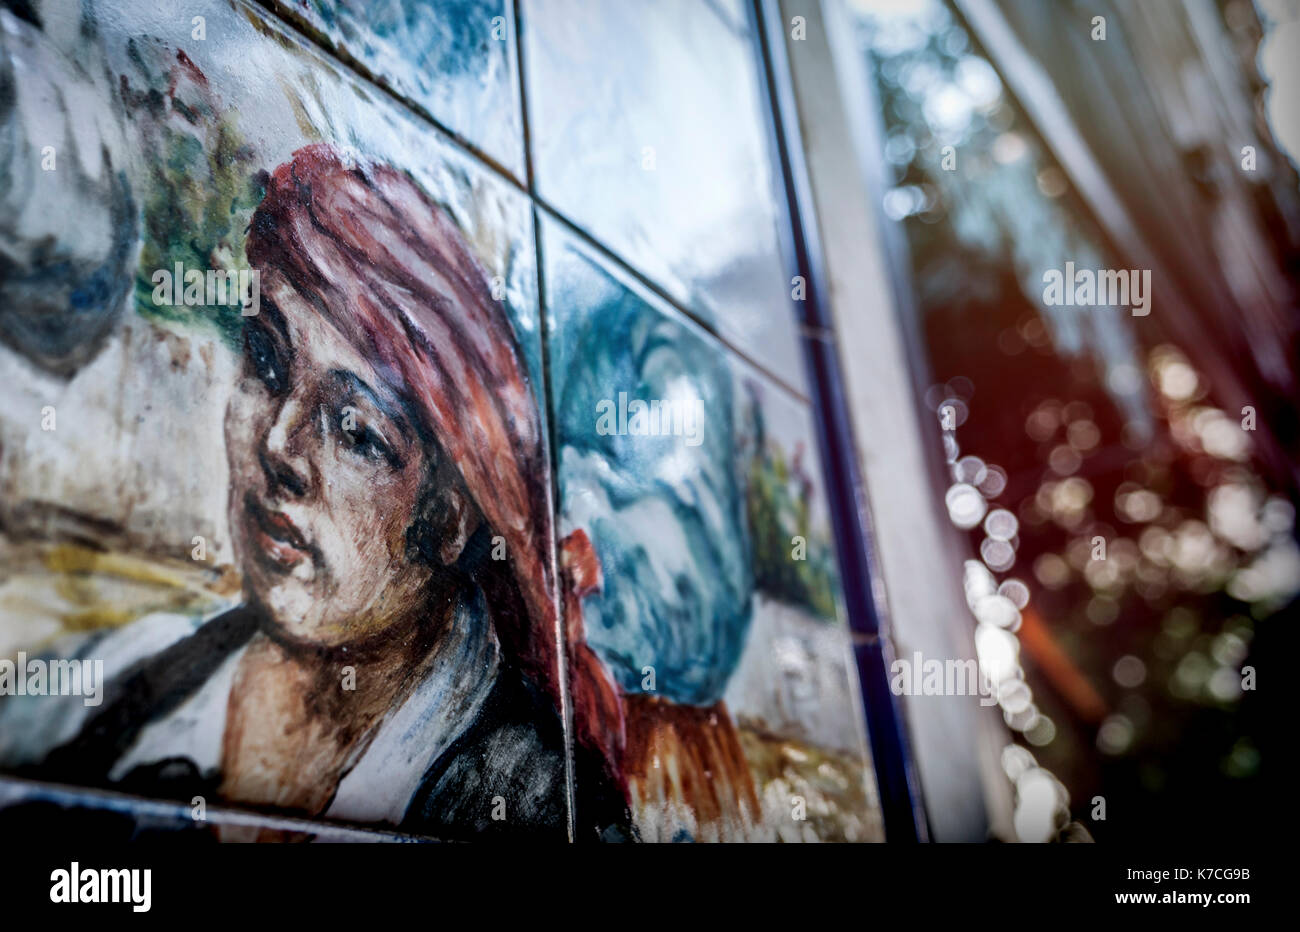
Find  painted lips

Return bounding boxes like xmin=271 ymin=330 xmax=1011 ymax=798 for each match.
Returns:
xmin=245 ymin=492 xmax=312 ymax=570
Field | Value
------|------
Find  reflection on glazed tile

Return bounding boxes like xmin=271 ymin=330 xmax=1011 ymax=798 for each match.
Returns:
xmin=544 ymin=217 xmax=881 ymax=841
xmin=0 ymin=777 xmax=427 ymax=841
xmin=522 ymin=0 xmax=806 ymax=386
xmin=0 ymin=0 xmax=580 ymax=840
xmin=264 ymin=0 xmax=524 ymax=177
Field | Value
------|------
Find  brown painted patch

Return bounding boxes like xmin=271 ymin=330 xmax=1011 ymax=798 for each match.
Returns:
xmin=621 ymin=694 xmax=761 ymax=835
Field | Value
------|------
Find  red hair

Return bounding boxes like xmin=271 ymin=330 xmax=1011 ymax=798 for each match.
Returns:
xmin=246 ymin=144 xmax=625 ymax=784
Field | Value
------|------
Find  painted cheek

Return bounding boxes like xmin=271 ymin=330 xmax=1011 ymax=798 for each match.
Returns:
xmin=226 ymin=384 xmax=267 ymax=472
xmin=344 ymin=492 xmax=387 ymax=562
xmin=387 ymin=471 xmax=424 ymax=557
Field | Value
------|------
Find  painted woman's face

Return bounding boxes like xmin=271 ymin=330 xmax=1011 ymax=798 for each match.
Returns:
xmin=224 ymin=270 xmax=437 ymax=648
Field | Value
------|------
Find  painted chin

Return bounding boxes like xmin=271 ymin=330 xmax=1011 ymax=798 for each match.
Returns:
xmin=261 ymin=609 xmax=336 ymax=648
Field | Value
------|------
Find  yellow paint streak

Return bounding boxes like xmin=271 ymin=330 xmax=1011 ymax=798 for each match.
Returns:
xmin=42 ymin=544 xmax=196 ymax=589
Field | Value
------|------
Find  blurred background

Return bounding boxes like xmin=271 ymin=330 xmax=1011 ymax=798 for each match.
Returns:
xmin=789 ymin=0 xmax=1298 ymax=842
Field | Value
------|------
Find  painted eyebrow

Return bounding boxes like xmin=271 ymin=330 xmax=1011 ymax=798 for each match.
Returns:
xmin=328 ymin=369 xmax=414 ymax=441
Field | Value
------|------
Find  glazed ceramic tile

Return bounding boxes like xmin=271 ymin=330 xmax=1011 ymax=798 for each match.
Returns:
xmin=0 ymin=0 xmax=588 ymax=840
xmin=522 ymin=0 xmax=807 ymax=387
xmin=264 ymin=0 xmax=525 ymax=178
xmin=543 ymin=217 xmax=881 ymax=842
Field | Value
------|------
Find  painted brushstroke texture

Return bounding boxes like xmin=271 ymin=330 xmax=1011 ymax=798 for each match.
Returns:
xmin=272 ymin=0 xmax=524 ymax=176
xmin=0 ymin=0 xmax=602 ymax=841
xmin=0 ymin=9 xmax=137 ymax=376
xmin=545 ymin=219 xmax=882 ymax=841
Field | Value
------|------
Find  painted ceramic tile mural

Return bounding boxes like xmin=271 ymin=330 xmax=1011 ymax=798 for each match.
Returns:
xmin=543 ymin=219 xmax=882 ymax=842
xmin=0 ymin=0 xmax=887 ymax=845
xmin=264 ymin=0 xmax=525 ymax=178
xmin=0 ymin=0 xmax=591 ymax=840
xmin=521 ymin=0 xmax=808 ymax=387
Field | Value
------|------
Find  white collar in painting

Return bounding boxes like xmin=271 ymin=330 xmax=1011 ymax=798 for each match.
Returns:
xmin=327 ymin=594 xmax=500 ymax=824
xmin=110 ymin=593 xmax=501 ymax=828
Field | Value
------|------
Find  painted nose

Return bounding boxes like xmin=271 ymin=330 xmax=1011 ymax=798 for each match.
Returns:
xmin=260 ymin=396 xmax=313 ymax=497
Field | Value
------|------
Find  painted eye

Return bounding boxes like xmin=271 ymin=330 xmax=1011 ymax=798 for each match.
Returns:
xmin=244 ymin=323 xmax=286 ymax=395
xmin=339 ymin=409 xmax=396 ymax=466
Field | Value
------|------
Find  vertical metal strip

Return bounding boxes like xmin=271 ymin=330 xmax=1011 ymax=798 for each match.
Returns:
xmin=748 ymin=0 xmax=928 ymax=842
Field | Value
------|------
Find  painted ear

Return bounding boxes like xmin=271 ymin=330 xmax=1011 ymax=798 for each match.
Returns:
xmin=560 ymin=529 xmax=601 ymax=599
xmin=405 ymin=484 xmax=481 ymax=568
xmin=436 ymin=486 xmax=480 ymax=567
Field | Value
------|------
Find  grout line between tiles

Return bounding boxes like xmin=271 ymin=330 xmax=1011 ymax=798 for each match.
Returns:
xmin=249 ymin=0 xmax=814 ymax=409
